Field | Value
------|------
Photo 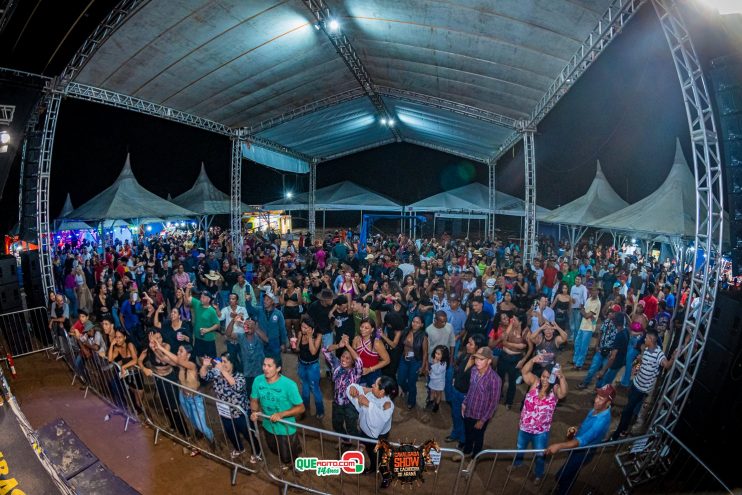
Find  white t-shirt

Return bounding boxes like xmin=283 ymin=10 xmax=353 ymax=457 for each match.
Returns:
xmin=220 ymin=305 xmax=248 ymax=333
xmin=346 ymin=384 xmax=393 ymax=438
xmin=570 ymin=284 xmax=588 ymax=309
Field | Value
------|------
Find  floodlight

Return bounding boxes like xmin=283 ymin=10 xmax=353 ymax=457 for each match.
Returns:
xmin=146 ymin=226 xmax=152 ymax=232
xmin=631 ymin=238 xmax=637 ymax=243
xmin=380 ymin=118 xmax=388 ymax=125
xmin=191 ymin=222 xmax=196 ymax=227
xmin=0 ymin=131 xmax=9 ymax=144
xmin=387 ymin=119 xmax=395 ymax=127
xmin=0 ymin=145 xmax=7 ymax=153
xmin=328 ymin=19 xmax=340 ymax=31
xmin=286 ymin=191 xmax=294 ymax=199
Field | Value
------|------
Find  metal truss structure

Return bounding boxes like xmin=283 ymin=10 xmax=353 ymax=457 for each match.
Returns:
xmin=0 ymin=104 xmax=14 ymax=125
xmin=618 ymin=0 xmax=724 ymax=486
xmin=377 ymin=87 xmax=518 ymax=129
xmin=308 ymin=161 xmax=317 ymax=237
xmin=522 ymin=130 xmax=537 ymax=265
xmin=35 ymin=91 xmax=62 ymax=297
xmin=403 ymin=138 xmax=489 ymax=164
xmin=486 ymin=161 xmax=496 ymax=240
xmin=301 ymin=0 xmax=402 ymax=142
xmin=230 ymin=134 xmax=244 ymax=263
xmin=527 ymin=0 xmax=646 ymax=128
xmin=319 ymin=138 xmax=397 ymax=163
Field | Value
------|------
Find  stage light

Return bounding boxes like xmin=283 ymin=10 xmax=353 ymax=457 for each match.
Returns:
xmin=631 ymin=238 xmax=637 ymax=243
xmin=328 ymin=19 xmax=340 ymax=31
xmin=388 ymin=119 xmax=395 ymax=127
xmin=179 ymin=221 xmax=185 ymax=227
xmin=380 ymin=117 xmax=388 ymax=126
xmin=314 ymin=23 xmax=321 ymax=30
xmin=698 ymin=0 xmax=742 ymax=15
xmin=191 ymin=222 xmax=196 ymax=227
xmin=146 ymin=226 xmax=152 ymax=232
xmin=0 ymin=131 xmax=9 ymax=144
xmin=286 ymin=191 xmax=293 ymax=199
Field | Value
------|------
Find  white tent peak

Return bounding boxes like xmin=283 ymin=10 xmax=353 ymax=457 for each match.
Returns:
xmin=263 ymin=181 xmax=402 ymax=212
xmin=118 ymin=153 xmax=135 ymax=180
xmin=172 ymin=162 xmax=248 ymax=215
xmin=540 ymin=160 xmax=628 ymax=226
xmin=59 ymin=193 xmax=75 ymax=218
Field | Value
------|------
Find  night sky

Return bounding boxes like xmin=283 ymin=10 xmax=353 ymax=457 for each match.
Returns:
xmin=0 ymin=2 xmax=740 ymax=234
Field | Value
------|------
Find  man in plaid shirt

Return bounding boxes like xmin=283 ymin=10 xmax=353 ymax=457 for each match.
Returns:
xmin=460 ymin=347 xmax=502 ymax=459
xmin=322 ymin=334 xmax=364 ymax=442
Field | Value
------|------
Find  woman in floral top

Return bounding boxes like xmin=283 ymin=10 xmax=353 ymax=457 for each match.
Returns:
xmin=322 ymin=334 xmax=364 ymax=442
xmin=200 ymin=353 xmax=262 ymax=463
xmin=510 ymin=354 xmax=568 ymax=482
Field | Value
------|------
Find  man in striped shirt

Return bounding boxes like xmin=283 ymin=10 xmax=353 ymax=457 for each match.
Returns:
xmin=459 ymin=347 xmax=502 ymax=460
xmin=611 ymin=330 xmax=676 ymax=439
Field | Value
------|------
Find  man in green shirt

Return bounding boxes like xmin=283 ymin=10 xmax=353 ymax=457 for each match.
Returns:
xmin=185 ymin=284 xmax=220 ymax=359
xmin=250 ymin=355 xmax=305 ymax=468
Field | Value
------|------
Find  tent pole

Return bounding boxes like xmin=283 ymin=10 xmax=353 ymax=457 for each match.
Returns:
xmin=323 ymin=210 xmax=326 ymax=235
xmin=467 ymin=213 xmax=471 ymax=239
xmin=433 ymin=216 xmax=436 ymax=237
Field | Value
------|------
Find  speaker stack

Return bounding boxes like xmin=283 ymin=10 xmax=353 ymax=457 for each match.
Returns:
xmin=20 ymin=251 xmax=46 ymax=309
xmin=710 ymin=53 xmax=742 ymax=274
xmin=0 ymin=255 xmax=22 ymax=313
xmin=677 ymin=291 xmax=742 ymax=486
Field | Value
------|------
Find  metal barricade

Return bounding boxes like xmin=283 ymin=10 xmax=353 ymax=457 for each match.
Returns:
xmin=463 ymin=434 xmax=655 ymax=495
xmin=137 ymin=370 xmax=263 ymax=485
xmin=255 ymin=412 xmax=467 ymax=495
xmin=0 ymin=307 xmax=54 ymax=358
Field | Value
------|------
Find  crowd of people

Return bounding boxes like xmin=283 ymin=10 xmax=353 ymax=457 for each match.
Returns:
xmin=46 ymin=226 xmax=690 ymax=491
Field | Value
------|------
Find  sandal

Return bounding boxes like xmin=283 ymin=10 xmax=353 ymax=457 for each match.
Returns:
xmin=190 ymin=449 xmax=200 ymax=457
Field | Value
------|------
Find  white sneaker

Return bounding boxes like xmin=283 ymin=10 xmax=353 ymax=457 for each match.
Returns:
xmin=249 ymin=454 xmax=262 ymax=464
xmin=230 ymin=449 xmax=245 ymax=459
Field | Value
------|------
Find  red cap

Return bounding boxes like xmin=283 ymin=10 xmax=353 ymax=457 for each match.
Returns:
xmin=611 ymin=304 xmax=622 ymax=313
xmin=596 ymin=384 xmax=616 ymax=402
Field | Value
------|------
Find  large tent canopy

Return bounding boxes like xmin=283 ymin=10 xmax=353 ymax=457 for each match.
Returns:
xmin=408 ymin=182 xmax=550 ymax=218
xmin=55 ymin=194 xmax=93 ymax=231
xmin=172 ymin=163 xmax=249 ymax=215
xmin=540 ymin=160 xmax=629 ymax=226
xmin=587 ymin=139 xmax=696 ymax=237
xmin=64 ymin=154 xmax=197 ymax=221
xmin=71 ymin=0 xmax=618 ymax=169
xmin=263 ymin=181 xmax=401 ymax=212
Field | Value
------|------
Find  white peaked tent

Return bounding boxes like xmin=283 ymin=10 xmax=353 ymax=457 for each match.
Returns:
xmin=540 ymin=160 xmax=629 ymax=251
xmin=64 ymin=154 xmax=197 ymax=221
xmin=172 ymin=163 xmax=249 ymax=215
xmin=407 ymin=182 xmax=550 ymax=218
xmin=588 ymin=139 xmax=696 ymax=237
xmin=55 ymin=194 xmax=93 ymax=231
xmin=263 ymin=181 xmax=402 ymax=212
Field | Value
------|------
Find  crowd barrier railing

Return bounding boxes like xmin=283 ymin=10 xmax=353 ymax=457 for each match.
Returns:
xmin=137 ymin=371 xmax=263 ymax=485
xmin=254 ymin=412 xmax=467 ymax=495
xmin=0 ymin=306 xmax=54 ymax=358
xmin=463 ymin=434 xmax=654 ymax=495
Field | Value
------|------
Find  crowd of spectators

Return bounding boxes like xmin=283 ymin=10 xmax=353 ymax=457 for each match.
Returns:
xmin=48 ymin=225 xmax=690 ymax=489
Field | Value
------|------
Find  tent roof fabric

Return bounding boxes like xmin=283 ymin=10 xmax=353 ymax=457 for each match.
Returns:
xmin=55 ymin=220 xmax=93 ymax=231
xmin=407 ymin=182 xmax=550 ymax=218
xmin=172 ymin=163 xmax=249 ymax=215
xmin=65 ymin=154 xmax=198 ymax=221
xmin=588 ymin=139 xmax=696 ymax=237
xmin=72 ymin=0 xmax=616 ymax=164
xmin=262 ymin=181 xmax=401 ymax=212
xmin=58 ymin=194 xmax=75 ymax=219
xmin=540 ymin=160 xmax=629 ymax=226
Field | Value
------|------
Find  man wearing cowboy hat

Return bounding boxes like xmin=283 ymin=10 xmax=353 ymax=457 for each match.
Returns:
xmin=185 ymin=283 xmax=221 ymax=359
xmin=458 ymin=347 xmax=502 ymax=462
xmin=545 ymin=384 xmax=616 ymax=494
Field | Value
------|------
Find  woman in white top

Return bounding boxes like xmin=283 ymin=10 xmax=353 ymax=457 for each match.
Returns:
xmin=347 ymin=376 xmax=397 ymax=488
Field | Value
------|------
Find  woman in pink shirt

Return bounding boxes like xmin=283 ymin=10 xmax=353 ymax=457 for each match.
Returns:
xmin=510 ymin=354 xmax=568 ymax=482
xmin=315 ymin=248 xmax=327 ymax=270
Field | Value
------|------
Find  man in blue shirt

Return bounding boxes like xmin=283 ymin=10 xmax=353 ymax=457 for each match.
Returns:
xmin=545 ymin=385 xmax=615 ymax=495
xmin=246 ymin=293 xmax=287 ymax=357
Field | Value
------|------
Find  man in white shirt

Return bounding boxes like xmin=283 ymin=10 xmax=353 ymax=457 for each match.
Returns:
xmin=569 ymin=276 xmax=588 ymax=342
xmin=220 ymin=293 xmax=249 ymax=369
xmin=573 ymin=287 xmax=601 ymax=370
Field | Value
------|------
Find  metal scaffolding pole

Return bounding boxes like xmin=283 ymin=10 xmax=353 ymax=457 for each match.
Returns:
xmin=487 ymin=161 xmax=496 ymax=240
xmin=308 ymin=161 xmax=317 ymax=238
xmin=35 ymin=90 xmax=62 ymax=297
xmin=619 ymin=0 xmax=725 ymax=487
xmin=230 ymin=135 xmax=244 ymax=264
xmin=522 ymin=130 xmax=537 ymax=265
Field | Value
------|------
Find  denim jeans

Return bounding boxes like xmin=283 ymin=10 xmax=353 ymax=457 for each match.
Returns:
xmin=321 ymin=332 xmax=334 ymax=373
xmin=448 ymin=387 xmax=466 ymax=444
xmin=220 ymin=414 xmax=261 ymax=455
xmin=611 ymin=384 xmax=647 ymax=440
xmin=396 ymin=358 xmax=422 ymax=407
xmin=179 ymin=392 xmax=214 ymax=441
xmin=331 ymin=401 xmax=360 ymax=438
xmin=621 ymin=335 xmax=642 ymax=387
xmin=445 ymin=362 xmax=454 ymax=402
xmin=514 ymin=430 xmax=550 ymax=478
xmin=297 ymin=360 xmax=324 ymax=416
xmin=219 ymin=290 xmax=231 ymax=310
xmin=573 ymin=330 xmax=593 ymax=368
xmin=555 ymin=449 xmax=594 ymax=495
xmin=65 ymin=288 xmax=78 ymax=319
xmin=570 ymin=309 xmax=582 ymax=341
xmin=359 ymin=369 xmax=381 ymax=387
xmin=582 ymin=351 xmax=608 ymax=386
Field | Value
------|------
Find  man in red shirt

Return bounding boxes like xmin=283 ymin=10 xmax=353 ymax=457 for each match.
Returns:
xmin=641 ymin=283 xmax=659 ymax=320
xmin=543 ymin=258 xmax=558 ymax=297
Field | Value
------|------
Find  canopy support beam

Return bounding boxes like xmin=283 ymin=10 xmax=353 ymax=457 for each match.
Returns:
xmin=522 ymin=129 xmax=537 ymax=266
xmin=487 ymin=161 xmax=496 ymax=240
xmin=230 ymin=134 xmax=244 ymax=264
xmin=308 ymin=161 xmax=317 ymax=238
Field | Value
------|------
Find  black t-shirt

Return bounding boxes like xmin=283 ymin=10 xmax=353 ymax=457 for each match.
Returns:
xmin=453 ymin=352 xmax=473 ymax=393
xmin=610 ymin=329 xmax=629 ymax=370
xmin=332 ymin=310 xmax=355 ymax=344
xmin=308 ymin=300 xmax=333 ymax=335
xmin=464 ymin=310 xmax=490 ymax=337
xmin=433 ymin=266 xmax=447 ymax=278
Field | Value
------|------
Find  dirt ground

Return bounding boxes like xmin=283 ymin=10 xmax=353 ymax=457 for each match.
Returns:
xmin=8 ymin=339 xmax=630 ymax=495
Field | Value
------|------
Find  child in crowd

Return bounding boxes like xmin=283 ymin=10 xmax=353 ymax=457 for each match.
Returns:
xmin=428 ymin=345 xmax=449 ymax=413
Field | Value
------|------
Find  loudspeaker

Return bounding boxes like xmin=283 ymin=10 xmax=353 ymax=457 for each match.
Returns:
xmin=0 ymin=255 xmax=18 ymax=286
xmin=0 ymin=283 xmax=22 ymax=313
xmin=20 ymin=251 xmax=41 ymax=282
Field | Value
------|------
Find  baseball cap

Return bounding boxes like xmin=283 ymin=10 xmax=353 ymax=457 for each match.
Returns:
xmin=596 ymin=384 xmax=616 ymax=402
xmin=613 ymin=282 xmax=621 ymax=288
xmin=473 ymin=347 xmax=494 ymax=361
xmin=486 ymin=279 xmax=496 ymax=288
